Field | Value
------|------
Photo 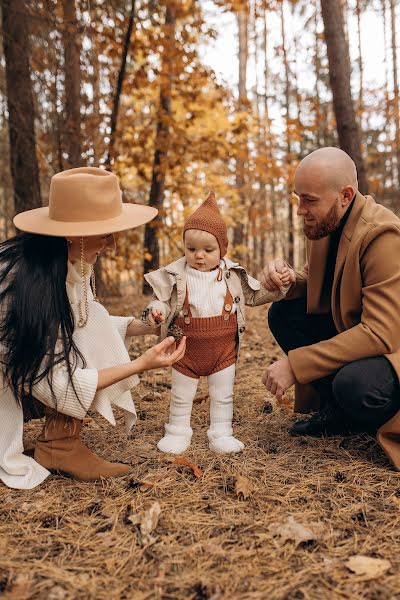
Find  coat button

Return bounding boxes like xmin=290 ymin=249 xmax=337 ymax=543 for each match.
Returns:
xmin=182 ymin=308 xmax=189 ymax=316
xmin=239 ymin=326 xmax=245 ymax=333
xmin=223 ymin=314 xmax=229 ymax=321
xmin=224 ymin=303 xmax=232 ymax=312
xmin=184 ymin=317 xmax=191 ymax=325
xmin=234 ymin=296 xmax=240 ymax=303
xmin=225 ymin=272 xmax=230 ymax=279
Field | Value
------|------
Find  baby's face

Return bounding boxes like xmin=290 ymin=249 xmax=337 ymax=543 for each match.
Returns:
xmin=184 ymin=229 xmax=220 ymax=272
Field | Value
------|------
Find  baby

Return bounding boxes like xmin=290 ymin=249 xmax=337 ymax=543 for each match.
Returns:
xmin=143 ymin=192 xmax=292 ymax=454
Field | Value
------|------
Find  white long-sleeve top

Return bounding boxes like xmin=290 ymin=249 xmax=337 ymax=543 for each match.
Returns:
xmin=0 ymin=261 xmax=139 ymax=490
xmin=183 ymin=262 xmax=237 ymax=318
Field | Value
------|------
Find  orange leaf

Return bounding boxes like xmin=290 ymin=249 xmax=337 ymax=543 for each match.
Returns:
xmin=171 ymin=456 xmax=203 ymax=478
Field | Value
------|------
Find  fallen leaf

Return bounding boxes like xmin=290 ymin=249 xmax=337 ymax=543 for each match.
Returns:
xmin=268 ymin=515 xmax=319 ymax=546
xmin=169 ymin=456 xmax=203 ymax=478
xmin=140 ymin=501 xmax=162 ymax=537
xmin=193 ymin=395 xmax=208 ymax=405
xmin=388 ymin=494 xmax=400 ymax=508
xmin=234 ymin=475 xmax=254 ymax=499
xmin=345 ymin=555 xmax=391 ymax=580
xmin=138 ymin=472 xmax=163 ymax=492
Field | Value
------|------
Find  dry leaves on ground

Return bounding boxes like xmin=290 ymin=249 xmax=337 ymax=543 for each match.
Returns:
xmin=167 ymin=456 xmax=203 ymax=478
xmin=345 ymin=555 xmax=392 ymax=580
xmin=234 ymin=474 xmax=254 ymax=499
xmin=268 ymin=515 xmax=320 ymax=547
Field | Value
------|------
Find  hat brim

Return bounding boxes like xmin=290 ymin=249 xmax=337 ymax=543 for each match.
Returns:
xmin=13 ymin=204 xmax=158 ymax=237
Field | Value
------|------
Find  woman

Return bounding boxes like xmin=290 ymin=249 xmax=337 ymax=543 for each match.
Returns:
xmin=0 ymin=167 xmax=186 ymax=489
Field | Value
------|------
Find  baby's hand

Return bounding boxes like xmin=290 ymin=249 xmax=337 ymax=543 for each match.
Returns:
xmin=279 ymin=267 xmax=295 ymax=286
xmin=147 ymin=309 xmax=165 ymax=327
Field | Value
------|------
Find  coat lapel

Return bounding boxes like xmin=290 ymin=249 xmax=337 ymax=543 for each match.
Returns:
xmin=331 ymin=192 xmax=366 ymax=325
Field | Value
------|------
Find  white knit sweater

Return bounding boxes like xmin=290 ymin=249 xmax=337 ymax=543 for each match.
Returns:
xmin=0 ymin=261 xmax=139 ymax=490
xmin=183 ymin=262 xmax=237 ymax=317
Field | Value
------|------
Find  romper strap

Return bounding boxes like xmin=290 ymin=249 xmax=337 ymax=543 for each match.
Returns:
xmin=221 ymin=287 xmax=234 ymax=320
xmin=181 ymin=288 xmax=192 ymax=323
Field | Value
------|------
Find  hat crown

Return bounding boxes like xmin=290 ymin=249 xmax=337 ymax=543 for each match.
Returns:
xmin=49 ymin=167 xmax=122 ymax=223
xmin=183 ymin=191 xmax=228 ymax=257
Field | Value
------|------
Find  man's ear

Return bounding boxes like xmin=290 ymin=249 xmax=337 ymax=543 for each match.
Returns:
xmin=340 ymin=185 xmax=354 ymax=207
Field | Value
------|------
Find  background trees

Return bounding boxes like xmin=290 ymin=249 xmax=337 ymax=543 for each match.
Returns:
xmin=0 ymin=0 xmax=398 ymax=289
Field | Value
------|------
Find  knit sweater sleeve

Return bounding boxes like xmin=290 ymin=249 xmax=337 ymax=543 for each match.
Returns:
xmin=30 ymin=363 xmax=98 ymax=420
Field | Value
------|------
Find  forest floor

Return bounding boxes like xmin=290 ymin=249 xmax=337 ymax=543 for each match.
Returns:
xmin=1 ymin=296 xmax=400 ymax=600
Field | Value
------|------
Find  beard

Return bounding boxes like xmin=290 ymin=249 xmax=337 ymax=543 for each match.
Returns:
xmin=303 ymin=203 xmax=341 ymax=240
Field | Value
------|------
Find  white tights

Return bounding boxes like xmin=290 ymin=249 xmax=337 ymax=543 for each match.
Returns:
xmin=157 ymin=364 xmax=244 ymax=454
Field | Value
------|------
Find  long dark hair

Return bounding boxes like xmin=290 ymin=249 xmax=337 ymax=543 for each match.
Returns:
xmin=0 ymin=232 xmax=86 ymax=406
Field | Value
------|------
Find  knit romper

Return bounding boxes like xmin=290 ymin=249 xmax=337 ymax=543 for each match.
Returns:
xmin=173 ymin=285 xmax=237 ymax=379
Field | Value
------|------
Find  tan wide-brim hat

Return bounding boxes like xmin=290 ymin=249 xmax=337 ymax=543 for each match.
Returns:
xmin=13 ymin=167 xmax=157 ymax=237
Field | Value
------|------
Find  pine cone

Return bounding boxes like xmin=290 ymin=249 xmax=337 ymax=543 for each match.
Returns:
xmin=167 ymin=323 xmax=185 ymax=343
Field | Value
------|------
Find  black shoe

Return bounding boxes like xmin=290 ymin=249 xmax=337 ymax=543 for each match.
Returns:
xmin=289 ymin=406 xmax=351 ymax=437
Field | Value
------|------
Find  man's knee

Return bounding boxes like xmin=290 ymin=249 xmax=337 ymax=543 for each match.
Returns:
xmin=333 ymin=357 xmax=398 ymax=415
xmin=267 ymin=301 xmax=287 ymax=336
xmin=332 ymin=364 xmax=363 ymax=413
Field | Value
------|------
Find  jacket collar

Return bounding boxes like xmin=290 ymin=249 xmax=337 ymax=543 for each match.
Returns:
xmin=164 ymin=256 xmax=240 ymax=276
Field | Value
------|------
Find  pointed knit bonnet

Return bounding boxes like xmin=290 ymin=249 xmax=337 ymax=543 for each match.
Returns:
xmin=183 ymin=192 xmax=228 ymax=257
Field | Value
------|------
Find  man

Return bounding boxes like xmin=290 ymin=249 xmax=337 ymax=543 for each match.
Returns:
xmin=262 ymin=147 xmax=400 ymax=470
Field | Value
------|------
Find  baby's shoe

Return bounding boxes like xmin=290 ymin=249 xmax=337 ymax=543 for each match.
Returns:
xmin=207 ymin=424 xmax=244 ymax=454
xmin=157 ymin=423 xmax=192 ymax=454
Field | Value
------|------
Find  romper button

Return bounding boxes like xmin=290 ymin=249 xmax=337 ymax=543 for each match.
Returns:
xmin=239 ymin=326 xmax=245 ymax=333
xmin=182 ymin=308 xmax=189 ymax=316
xmin=224 ymin=303 xmax=232 ymax=312
xmin=234 ymin=296 xmax=240 ymax=303
xmin=225 ymin=272 xmax=230 ymax=279
xmin=184 ymin=317 xmax=190 ymax=324
xmin=223 ymin=314 xmax=229 ymax=321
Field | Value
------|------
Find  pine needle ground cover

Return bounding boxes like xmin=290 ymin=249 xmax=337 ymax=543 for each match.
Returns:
xmin=1 ymin=300 xmax=399 ymax=600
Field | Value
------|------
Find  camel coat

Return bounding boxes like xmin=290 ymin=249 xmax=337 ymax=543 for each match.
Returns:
xmin=287 ymin=192 xmax=400 ymax=470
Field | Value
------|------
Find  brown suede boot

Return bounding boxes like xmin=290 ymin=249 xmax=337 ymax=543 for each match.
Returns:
xmin=34 ymin=409 xmax=132 ymax=481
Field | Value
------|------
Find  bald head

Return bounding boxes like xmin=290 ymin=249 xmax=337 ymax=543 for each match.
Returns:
xmin=294 ymin=148 xmax=358 ymax=240
xmin=295 ymin=147 xmax=358 ymax=196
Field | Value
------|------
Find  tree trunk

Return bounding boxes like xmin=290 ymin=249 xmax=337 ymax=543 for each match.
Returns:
xmin=390 ymin=0 xmax=400 ymax=191
xmin=280 ymin=2 xmax=295 ymax=266
xmin=233 ymin=3 xmax=249 ymax=261
xmin=61 ymin=0 xmax=82 ymax=168
xmin=320 ymin=0 xmax=368 ymax=193
xmin=263 ymin=7 xmax=276 ymax=259
xmin=143 ymin=5 xmax=175 ymax=292
xmin=1 ymin=0 xmax=41 ymax=214
xmin=355 ymin=0 xmax=364 ymax=126
xmin=105 ymin=0 xmax=135 ymax=169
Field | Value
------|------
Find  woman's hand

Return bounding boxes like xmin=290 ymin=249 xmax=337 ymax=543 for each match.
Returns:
xmin=136 ymin=336 xmax=186 ymax=372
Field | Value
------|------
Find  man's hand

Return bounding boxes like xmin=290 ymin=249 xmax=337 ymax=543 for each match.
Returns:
xmin=262 ymin=258 xmax=296 ymax=291
xmin=262 ymin=357 xmax=296 ymax=401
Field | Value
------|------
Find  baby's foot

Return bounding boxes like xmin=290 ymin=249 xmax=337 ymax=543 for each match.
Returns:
xmin=208 ymin=436 xmax=245 ymax=454
xmin=157 ymin=433 xmax=191 ymax=454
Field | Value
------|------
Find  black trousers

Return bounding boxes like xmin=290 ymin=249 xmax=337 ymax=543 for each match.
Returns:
xmin=268 ymin=297 xmax=400 ymax=433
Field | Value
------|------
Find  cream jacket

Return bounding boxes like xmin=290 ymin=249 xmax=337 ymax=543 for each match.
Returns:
xmin=144 ymin=256 xmax=289 ymax=360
